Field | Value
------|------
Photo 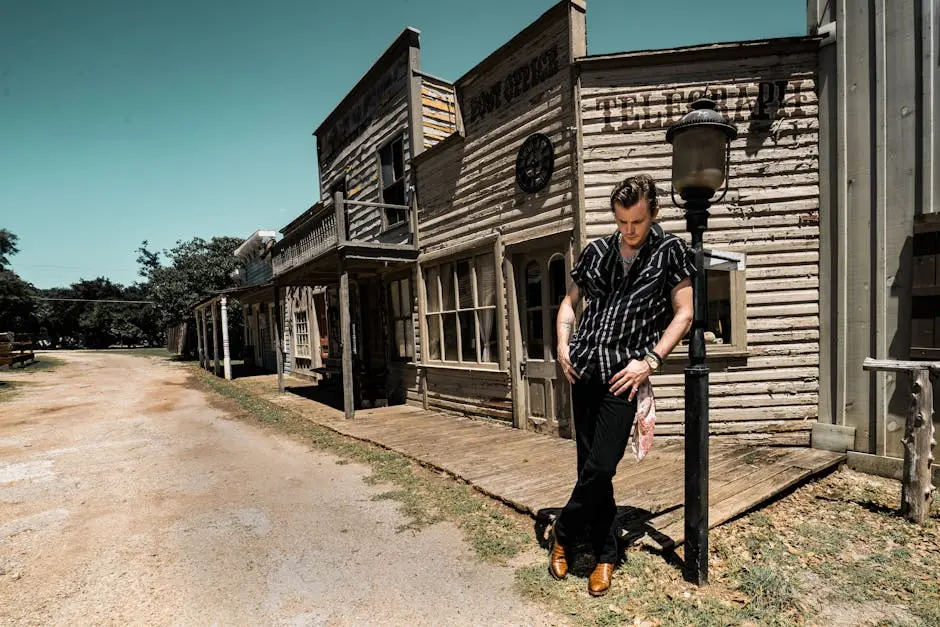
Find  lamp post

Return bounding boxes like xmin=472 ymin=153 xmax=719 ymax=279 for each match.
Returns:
xmin=666 ymin=98 xmax=737 ymax=586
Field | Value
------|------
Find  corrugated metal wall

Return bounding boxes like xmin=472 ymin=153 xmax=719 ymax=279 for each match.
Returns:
xmin=811 ymin=0 xmax=938 ymax=461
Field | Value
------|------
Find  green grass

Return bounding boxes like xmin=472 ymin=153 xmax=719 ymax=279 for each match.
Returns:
xmin=10 ymin=355 xmax=66 ymax=374
xmin=190 ymin=366 xmax=531 ymax=564
xmin=0 ymin=356 xmax=67 ymax=402
xmin=93 ymin=347 xmax=174 ymax=358
xmin=0 ymin=380 xmax=23 ymax=403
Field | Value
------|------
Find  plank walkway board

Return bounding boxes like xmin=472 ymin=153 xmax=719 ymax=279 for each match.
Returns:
xmin=242 ymin=375 xmax=845 ymax=550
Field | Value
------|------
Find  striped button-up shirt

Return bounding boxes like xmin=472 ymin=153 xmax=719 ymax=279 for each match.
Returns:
xmin=568 ymin=223 xmax=696 ymax=383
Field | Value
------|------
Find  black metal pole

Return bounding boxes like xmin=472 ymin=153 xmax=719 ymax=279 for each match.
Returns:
xmin=683 ymin=189 xmax=711 ymax=585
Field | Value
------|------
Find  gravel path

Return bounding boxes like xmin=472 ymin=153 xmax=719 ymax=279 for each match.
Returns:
xmin=0 ymin=352 xmax=554 ymax=626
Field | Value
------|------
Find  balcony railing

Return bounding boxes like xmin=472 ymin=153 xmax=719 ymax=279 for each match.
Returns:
xmin=272 ymin=193 xmax=416 ymax=277
xmin=272 ymin=205 xmax=337 ymax=275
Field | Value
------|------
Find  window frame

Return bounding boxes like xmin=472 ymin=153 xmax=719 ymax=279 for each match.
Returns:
xmin=668 ymin=267 xmax=748 ymax=359
xmin=422 ymin=253 xmax=500 ymax=369
xmin=376 ymin=134 xmax=408 ymax=231
xmin=293 ymin=309 xmax=311 ymax=360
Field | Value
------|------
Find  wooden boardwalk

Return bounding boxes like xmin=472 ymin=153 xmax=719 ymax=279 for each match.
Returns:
xmin=240 ymin=376 xmax=845 ymax=549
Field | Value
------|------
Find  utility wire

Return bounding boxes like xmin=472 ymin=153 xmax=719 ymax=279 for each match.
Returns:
xmin=35 ymin=297 xmax=155 ymax=305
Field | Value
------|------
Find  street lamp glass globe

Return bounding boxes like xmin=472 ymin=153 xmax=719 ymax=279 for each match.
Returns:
xmin=671 ymin=125 xmax=728 ymax=195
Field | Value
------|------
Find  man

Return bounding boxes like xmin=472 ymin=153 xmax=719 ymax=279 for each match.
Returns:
xmin=551 ymin=174 xmax=695 ymax=596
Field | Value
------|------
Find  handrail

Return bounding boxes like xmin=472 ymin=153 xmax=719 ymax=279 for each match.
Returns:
xmin=342 ymin=199 xmax=410 ymax=210
xmin=271 ymin=194 xmax=418 ymax=277
xmin=272 ymin=209 xmax=339 ymax=275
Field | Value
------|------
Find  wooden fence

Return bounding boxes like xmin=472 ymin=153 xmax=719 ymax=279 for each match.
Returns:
xmin=0 ymin=333 xmax=36 ymax=368
xmin=165 ymin=323 xmax=188 ymax=356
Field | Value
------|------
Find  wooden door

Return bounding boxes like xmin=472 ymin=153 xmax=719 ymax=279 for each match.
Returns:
xmin=517 ymin=249 xmax=572 ymax=438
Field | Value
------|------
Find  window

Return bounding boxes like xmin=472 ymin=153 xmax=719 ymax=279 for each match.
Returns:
xmin=388 ymin=277 xmax=414 ymax=360
xmin=674 ymin=268 xmax=747 ymax=355
xmin=424 ymin=253 xmax=498 ymax=364
xmin=548 ymin=256 xmax=567 ymax=358
xmin=294 ymin=310 xmax=310 ymax=359
xmin=525 ymin=261 xmax=543 ymax=359
xmin=378 ymin=135 xmax=408 ymax=228
xmin=522 ymin=255 xmax=568 ymax=361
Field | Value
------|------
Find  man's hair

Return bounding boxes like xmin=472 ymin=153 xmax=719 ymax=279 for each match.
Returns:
xmin=609 ymin=174 xmax=659 ymax=217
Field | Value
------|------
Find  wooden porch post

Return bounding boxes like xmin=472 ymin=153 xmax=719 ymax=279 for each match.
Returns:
xmin=414 ymin=262 xmax=429 ymax=410
xmin=211 ymin=299 xmax=220 ymax=376
xmin=242 ymin=304 xmax=249 ymax=364
xmin=220 ymin=295 xmax=232 ymax=380
xmin=494 ymin=234 xmax=507 ymax=371
xmin=195 ymin=307 xmax=204 ymax=368
xmin=334 ymin=190 xmax=354 ymax=418
xmin=504 ymin=255 xmax=526 ymax=430
xmin=863 ymin=358 xmax=938 ymax=524
xmin=201 ymin=307 xmax=210 ymax=371
xmin=273 ymin=286 xmax=284 ymax=393
xmin=339 ymin=265 xmax=355 ymax=419
xmin=309 ymin=290 xmax=323 ymax=371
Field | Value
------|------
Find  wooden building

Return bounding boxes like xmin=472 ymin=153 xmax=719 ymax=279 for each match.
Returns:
xmin=195 ymin=0 xmax=935 ymax=484
xmin=270 ymin=27 xmax=458 ymax=414
xmin=807 ymin=0 xmax=939 ymax=476
xmin=410 ymin=0 xmax=821 ymax=445
xmin=234 ymin=230 xmax=280 ymax=372
xmin=193 ymin=229 xmax=323 ymax=380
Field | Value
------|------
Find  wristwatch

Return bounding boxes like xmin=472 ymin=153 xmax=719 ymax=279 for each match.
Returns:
xmin=644 ymin=353 xmax=659 ymax=372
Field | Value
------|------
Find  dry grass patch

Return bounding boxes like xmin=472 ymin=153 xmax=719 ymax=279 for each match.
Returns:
xmin=0 ymin=380 xmax=23 ymax=403
xmin=516 ymin=468 xmax=939 ymax=626
xmin=0 ymin=356 xmax=66 ymax=402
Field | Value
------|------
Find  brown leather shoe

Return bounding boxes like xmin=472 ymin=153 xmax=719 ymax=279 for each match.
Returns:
xmin=588 ymin=563 xmax=615 ymax=596
xmin=548 ymin=525 xmax=568 ymax=580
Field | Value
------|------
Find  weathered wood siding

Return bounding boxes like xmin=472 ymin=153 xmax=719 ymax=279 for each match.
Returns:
xmin=316 ymin=47 xmax=413 ymax=245
xmin=421 ymin=77 xmax=458 ymax=148
xmin=243 ymin=257 xmax=273 ymax=286
xmin=423 ymin=368 xmax=513 ymax=422
xmin=416 ymin=6 xmax=578 ymax=251
xmin=579 ymin=49 xmax=820 ymax=444
xmin=409 ymin=2 xmax=584 ymax=422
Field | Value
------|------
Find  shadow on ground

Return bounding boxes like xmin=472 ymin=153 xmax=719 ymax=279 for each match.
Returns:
xmin=533 ymin=505 xmax=681 ymax=575
xmin=285 ymin=384 xmax=345 ymax=412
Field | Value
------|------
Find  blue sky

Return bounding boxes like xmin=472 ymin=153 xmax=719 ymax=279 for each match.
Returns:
xmin=1 ymin=0 xmax=806 ymax=289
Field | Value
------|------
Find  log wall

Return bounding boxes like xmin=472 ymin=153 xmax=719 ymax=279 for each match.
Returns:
xmin=579 ymin=47 xmax=820 ymax=444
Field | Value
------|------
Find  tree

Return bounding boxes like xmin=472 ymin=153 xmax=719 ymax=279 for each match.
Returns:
xmin=0 ymin=229 xmax=37 ymax=333
xmin=137 ymin=236 xmax=243 ymax=329
xmin=121 ymin=283 xmax=162 ymax=345
xmin=0 ymin=270 xmax=37 ymax=332
xmin=0 ymin=229 xmax=19 ymax=271
xmin=38 ymin=279 xmax=163 ymax=349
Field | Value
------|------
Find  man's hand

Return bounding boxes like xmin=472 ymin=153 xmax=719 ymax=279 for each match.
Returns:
xmin=557 ymin=343 xmax=580 ymax=384
xmin=609 ymin=359 xmax=652 ymax=400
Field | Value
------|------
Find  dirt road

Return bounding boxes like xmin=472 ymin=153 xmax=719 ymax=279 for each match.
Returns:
xmin=0 ymin=352 xmax=551 ymax=626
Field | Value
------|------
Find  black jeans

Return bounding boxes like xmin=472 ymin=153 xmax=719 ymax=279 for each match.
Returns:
xmin=554 ymin=374 xmax=637 ymax=564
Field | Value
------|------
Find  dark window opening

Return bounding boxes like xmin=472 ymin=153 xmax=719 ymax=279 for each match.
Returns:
xmin=379 ymin=136 xmax=408 ymax=228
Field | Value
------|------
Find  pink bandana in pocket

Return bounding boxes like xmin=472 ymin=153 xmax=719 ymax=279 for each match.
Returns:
xmin=630 ymin=379 xmax=657 ymax=462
